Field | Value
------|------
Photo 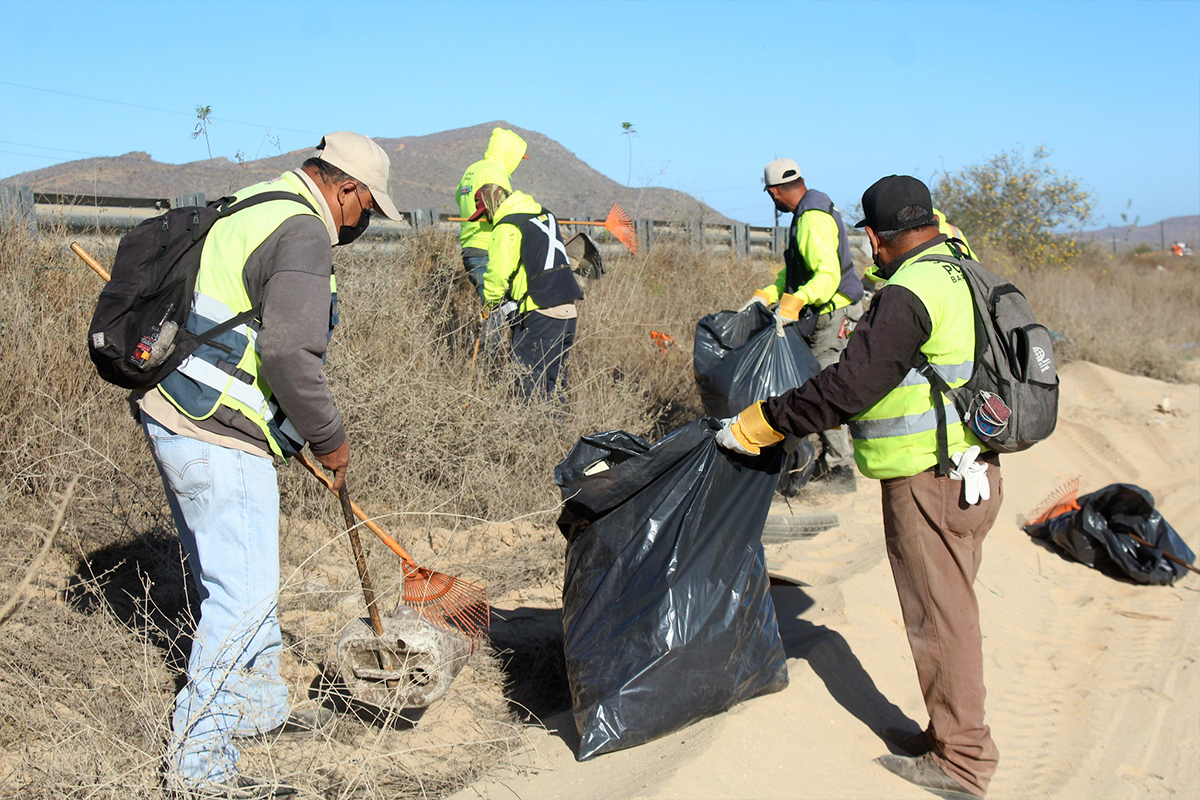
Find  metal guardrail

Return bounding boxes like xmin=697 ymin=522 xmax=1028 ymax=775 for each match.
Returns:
xmin=3 ymin=187 xmax=870 ymax=261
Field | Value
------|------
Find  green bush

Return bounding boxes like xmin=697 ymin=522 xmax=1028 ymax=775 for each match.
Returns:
xmin=934 ymin=146 xmax=1093 ymax=267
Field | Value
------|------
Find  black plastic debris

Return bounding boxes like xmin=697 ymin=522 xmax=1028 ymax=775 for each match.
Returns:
xmin=1024 ymin=483 xmax=1195 ymax=585
xmin=693 ymin=304 xmax=821 ymax=419
xmin=555 ymin=419 xmax=789 ymax=760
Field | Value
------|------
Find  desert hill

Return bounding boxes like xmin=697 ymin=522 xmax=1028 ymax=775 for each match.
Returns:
xmin=1072 ymin=214 xmax=1200 ymax=253
xmin=0 ymin=121 xmax=732 ymax=224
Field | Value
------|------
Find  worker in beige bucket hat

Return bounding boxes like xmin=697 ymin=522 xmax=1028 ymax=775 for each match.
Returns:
xmin=139 ymin=130 xmax=397 ymax=797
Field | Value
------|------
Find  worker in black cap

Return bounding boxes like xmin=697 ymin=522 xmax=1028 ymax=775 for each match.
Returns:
xmin=718 ymin=174 xmax=1002 ymax=799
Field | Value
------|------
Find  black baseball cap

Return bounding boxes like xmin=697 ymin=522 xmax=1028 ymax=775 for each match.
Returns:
xmin=854 ymin=175 xmax=936 ymax=231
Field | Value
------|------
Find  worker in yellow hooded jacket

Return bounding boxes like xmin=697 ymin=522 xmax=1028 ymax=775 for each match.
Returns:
xmin=455 ymin=127 xmax=528 ymax=296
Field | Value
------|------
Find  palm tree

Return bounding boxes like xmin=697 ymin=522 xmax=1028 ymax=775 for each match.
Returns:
xmin=621 ymin=122 xmax=637 ymax=188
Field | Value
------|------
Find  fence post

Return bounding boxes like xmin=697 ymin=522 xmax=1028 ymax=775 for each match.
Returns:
xmin=732 ymin=223 xmax=750 ymax=259
xmin=773 ymin=225 xmax=789 ymax=255
xmin=410 ymin=207 xmax=437 ymax=230
xmin=689 ymin=219 xmax=707 ymax=250
xmin=173 ymin=192 xmax=206 ymax=209
xmin=0 ymin=186 xmax=37 ymax=237
xmin=636 ymin=218 xmax=654 ymax=251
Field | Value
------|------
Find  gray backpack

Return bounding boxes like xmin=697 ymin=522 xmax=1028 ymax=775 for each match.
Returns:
xmin=916 ymin=246 xmax=1059 ymax=474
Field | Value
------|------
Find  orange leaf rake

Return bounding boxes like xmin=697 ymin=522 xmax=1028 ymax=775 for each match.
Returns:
xmin=451 ymin=202 xmax=638 ymax=255
xmin=297 ymin=454 xmax=491 ymax=643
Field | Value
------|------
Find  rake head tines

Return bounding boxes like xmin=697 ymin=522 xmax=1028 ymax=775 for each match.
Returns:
xmin=1024 ymin=476 xmax=1080 ymax=527
xmin=604 ymin=203 xmax=638 ymax=255
xmin=403 ymin=566 xmax=490 ymax=648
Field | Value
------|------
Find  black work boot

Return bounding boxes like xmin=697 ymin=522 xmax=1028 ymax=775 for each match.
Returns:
xmin=822 ymin=464 xmax=857 ymax=494
xmin=874 ymin=753 xmax=979 ymax=798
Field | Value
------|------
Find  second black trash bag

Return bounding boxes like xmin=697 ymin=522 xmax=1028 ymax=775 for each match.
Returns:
xmin=693 ymin=304 xmax=821 ymax=419
xmin=1025 ymin=483 xmax=1195 ymax=585
xmin=555 ymin=419 xmax=789 ymax=761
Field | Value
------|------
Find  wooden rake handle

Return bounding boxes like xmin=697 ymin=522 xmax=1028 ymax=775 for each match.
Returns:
xmin=1126 ymin=531 xmax=1200 ymax=575
xmin=339 ymin=482 xmax=385 ymax=638
xmin=297 ymin=452 xmax=422 ymax=574
xmin=448 ymin=216 xmax=607 ymax=227
xmin=71 ymin=242 xmax=111 ymax=281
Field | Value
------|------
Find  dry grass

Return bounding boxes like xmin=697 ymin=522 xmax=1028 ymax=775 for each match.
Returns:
xmin=984 ymin=247 xmax=1200 ymax=384
xmin=1 ymin=215 xmax=1194 ymax=797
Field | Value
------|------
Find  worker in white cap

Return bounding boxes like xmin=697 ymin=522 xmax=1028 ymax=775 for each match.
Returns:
xmin=746 ymin=158 xmax=864 ymax=493
xmin=140 ymin=131 xmax=398 ymax=797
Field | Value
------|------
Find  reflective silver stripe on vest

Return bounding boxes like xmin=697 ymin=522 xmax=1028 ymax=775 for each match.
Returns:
xmin=529 ymin=212 xmax=569 ymax=275
xmin=278 ymin=416 xmax=303 ymax=447
xmin=896 ymin=360 xmax=974 ymax=388
xmin=183 ymin=292 xmax=308 ymax=449
xmin=848 ymin=404 xmax=964 ymax=440
xmin=175 ymin=291 xmax=270 ymax=414
xmin=175 ymin=354 xmax=269 ymax=415
xmin=192 ymin=293 xmax=257 ymax=348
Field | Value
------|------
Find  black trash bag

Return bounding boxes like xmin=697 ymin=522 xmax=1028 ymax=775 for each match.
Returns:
xmin=777 ymin=437 xmax=817 ymax=497
xmin=555 ymin=418 xmax=789 ymax=760
xmin=693 ymin=304 xmax=821 ymax=420
xmin=1025 ymin=483 xmax=1195 ymax=585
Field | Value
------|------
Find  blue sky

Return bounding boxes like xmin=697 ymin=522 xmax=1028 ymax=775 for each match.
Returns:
xmin=1 ymin=0 xmax=1197 ymax=229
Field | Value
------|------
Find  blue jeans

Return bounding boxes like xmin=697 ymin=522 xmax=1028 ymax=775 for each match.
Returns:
xmin=142 ymin=414 xmax=290 ymax=788
xmin=462 ymin=250 xmax=488 ymax=301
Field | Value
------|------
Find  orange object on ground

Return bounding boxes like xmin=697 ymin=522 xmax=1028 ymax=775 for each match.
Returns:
xmin=650 ymin=330 xmax=675 ymax=356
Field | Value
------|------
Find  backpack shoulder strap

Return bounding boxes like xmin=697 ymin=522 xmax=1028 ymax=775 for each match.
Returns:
xmin=911 ymin=250 xmax=971 ymax=476
xmin=192 ymin=191 xmax=318 ymax=344
xmin=918 ymin=359 xmax=955 ymax=476
xmin=491 ymin=211 xmax=541 ymax=303
xmin=217 ymin=190 xmax=317 ymax=218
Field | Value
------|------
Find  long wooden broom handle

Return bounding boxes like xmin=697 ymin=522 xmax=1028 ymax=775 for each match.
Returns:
xmin=296 ymin=452 xmax=421 ymax=572
xmin=71 ymin=242 xmax=111 ymax=281
xmin=447 ymin=216 xmax=606 ymax=226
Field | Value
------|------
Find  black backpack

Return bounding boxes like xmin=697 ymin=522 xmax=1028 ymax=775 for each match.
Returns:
xmin=495 ymin=208 xmax=584 ymax=308
xmin=87 ymin=191 xmax=314 ymax=389
xmin=916 ymin=247 xmax=1060 ymax=474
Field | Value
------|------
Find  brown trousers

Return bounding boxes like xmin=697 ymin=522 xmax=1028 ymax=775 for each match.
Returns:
xmin=881 ymin=458 xmax=1003 ymax=797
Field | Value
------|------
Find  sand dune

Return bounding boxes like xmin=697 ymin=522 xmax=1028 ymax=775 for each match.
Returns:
xmin=449 ymin=362 xmax=1200 ymax=800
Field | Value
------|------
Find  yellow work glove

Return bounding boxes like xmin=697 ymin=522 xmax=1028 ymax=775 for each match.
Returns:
xmin=716 ymin=401 xmax=785 ymax=456
xmin=777 ymin=293 xmax=805 ymax=321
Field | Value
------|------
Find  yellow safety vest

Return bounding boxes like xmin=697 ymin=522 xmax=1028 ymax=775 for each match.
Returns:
xmin=157 ymin=172 xmax=331 ymax=457
xmin=848 ymin=243 xmax=984 ymax=479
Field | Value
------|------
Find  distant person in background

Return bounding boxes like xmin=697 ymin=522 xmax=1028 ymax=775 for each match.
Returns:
xmin=455 ymin=127 xmax=528 ymax=296
xmin=469 ymin=182 xmax=583 ymax=400
xmin=744 ymin=158 xmax=864 ymax=493
xmin=934 ymin=207 xmax=976 ymax=259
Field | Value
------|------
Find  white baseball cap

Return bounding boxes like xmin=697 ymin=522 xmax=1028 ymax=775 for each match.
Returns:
xmin=314 ymin=132 xmax=400 ymax=220
xmin=763 ymin=158 xmax=803 ymax=190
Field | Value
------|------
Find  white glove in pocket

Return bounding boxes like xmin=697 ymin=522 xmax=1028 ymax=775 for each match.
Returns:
xmin=950 ymin=446 xmax=990 ymax=505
